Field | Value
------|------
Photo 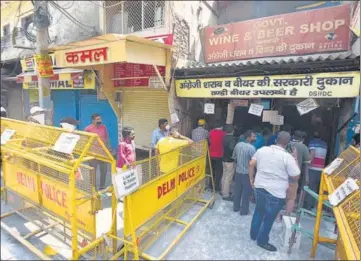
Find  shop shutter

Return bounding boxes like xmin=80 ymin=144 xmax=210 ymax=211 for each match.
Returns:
xmin=51 ymin=90 xmax=77 ymax=127
xmin=122 ymin=88 xmax=170 ymax=150
xmin=79 ymin=94 xmax=119 ymax=151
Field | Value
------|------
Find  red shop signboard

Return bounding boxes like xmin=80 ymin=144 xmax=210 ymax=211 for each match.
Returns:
xmin=113 ymin=63 xmax=165 ymax=87
xmin=204 ymin=4 xmax=351 ymax=63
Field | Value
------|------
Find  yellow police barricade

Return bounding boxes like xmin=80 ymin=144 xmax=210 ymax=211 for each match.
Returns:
xmin=77 ymin=140 xmax=216 ymax=260
xmin=1 ymin=118 xmax=216 ymax=260
xmin=0 ymin=118 xmax=117 ymax=260
xmin=310 ymin=146 xmax=360 ymax=260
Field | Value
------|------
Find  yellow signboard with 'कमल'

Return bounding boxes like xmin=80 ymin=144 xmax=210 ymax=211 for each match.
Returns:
xmin=3 ymin=162 xmax=95 ymax=236
xmin=175 ymin=71 xmax=360 ymax=98
xmin=124 ymin=156 xmax=206 ymax=236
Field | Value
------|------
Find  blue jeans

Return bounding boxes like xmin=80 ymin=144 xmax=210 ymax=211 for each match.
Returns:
xmin=250 ymin=188 xmax=285 ymax=245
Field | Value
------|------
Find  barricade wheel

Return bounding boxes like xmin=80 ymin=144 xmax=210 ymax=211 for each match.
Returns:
xmin=208 ymin=200 xmax=215 ymax=209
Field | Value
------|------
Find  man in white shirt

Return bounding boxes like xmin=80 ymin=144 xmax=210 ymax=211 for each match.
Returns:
xmin=248 ymin=131 xmax=300 ymax=252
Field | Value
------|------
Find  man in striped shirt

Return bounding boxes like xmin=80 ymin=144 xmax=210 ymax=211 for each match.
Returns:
xmin=305 ymin=130 xmax=328 ymax=209
xmin=232 ymin=130 xmax=257 ymax=215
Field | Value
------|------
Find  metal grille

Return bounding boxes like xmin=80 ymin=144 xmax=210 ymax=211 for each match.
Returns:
xmin=323 ymin=146 xmax=360 ymax=257
xmin=125 ymin=180 xmax=206 ymax=259
xmin=3 ymin=190 xmax=94 ymax=242
xmin=339 ymin=192 xmax=360 ymax=250
xmin=328 ymin=146 xmax=360 ymax=191
xmin=134 ymin=140 xmax=207 ymax=186
xmin=104 ymin=1 xmax=166 ymax=34
xmin=1 ymin=118 xmax=112 ymax=163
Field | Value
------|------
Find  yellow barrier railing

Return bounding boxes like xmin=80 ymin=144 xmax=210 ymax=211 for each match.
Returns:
xmin=1 ymin=118 xmax=116 ymax=260
xmin=311 ymin=146 xmax=360 ymax=260
xmin=1 ymin=119 xmax=216 ymax=260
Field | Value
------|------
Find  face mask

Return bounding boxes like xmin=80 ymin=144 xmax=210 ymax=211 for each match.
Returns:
xmin=61 ymin=123 xmax=76 ymax=132
xmin=96 ymin=121 xmax=102 ymax=126
xmin=165 ymin=125 xmax=170 ymax=131
xmin=33 ymin=114 xmax=45 ymax=125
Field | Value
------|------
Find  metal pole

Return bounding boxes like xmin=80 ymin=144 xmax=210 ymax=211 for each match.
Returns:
xmin=34 ymin=1 xmax=52 ymax=123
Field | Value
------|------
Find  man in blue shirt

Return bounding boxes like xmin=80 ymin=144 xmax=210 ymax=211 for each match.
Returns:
xmin=151 ymin=118 xmax=169 ymax=150
xmin=267 ymin=124 xmax=292 ymax=146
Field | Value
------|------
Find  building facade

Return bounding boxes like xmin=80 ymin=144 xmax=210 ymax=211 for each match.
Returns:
xmin=174 ymin=1 xmax=360 ymax=159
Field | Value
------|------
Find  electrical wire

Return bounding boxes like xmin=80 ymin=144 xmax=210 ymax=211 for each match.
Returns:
xmin=48 ymin=2 xmax=95 ymax=37
xmin=54 ymin=0 xmax=74 ymax=10
xmin=49 ymin=1 xmax=96 ymax=32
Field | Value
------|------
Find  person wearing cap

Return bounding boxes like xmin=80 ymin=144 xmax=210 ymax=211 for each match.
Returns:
xmin=60 ymin=117 xmax=78 ymax=132
xmin=191 ymin=118 xmax=209 ymax=142
xmin=27 ymin=106 xmax=46 ymax=124
xmin=1 ymin=107 xmax=7 ymax=118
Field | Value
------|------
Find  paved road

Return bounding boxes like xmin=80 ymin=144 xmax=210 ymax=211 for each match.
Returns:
xmin=1 ymin=192 xmax=334 ymax=260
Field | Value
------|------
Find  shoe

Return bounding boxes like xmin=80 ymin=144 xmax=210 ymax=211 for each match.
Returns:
xmin=222 ymin=196 xmax=233 ymax=202
xmin=257 ymin=243 xmax=277 ymax=252
xmin=240 ymin=211 xmax=249 ymax=216
xmin=233 ymin=208 xmax=240 ymax=212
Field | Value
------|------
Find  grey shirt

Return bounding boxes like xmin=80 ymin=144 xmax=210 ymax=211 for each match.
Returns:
xmin=232 ymin=141 xmax=256 ymax=174
xmin=191 ymin=127 xmax=209 ymax=142
xmin=291 ymin=140 xmax=311 ymax=168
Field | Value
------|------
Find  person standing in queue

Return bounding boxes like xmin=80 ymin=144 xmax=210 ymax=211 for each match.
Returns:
xmin=1 ymin=107 xmax=7 ymax=118
xmin=249 ymin=131 xmax=300 ymax=252
xmin=117 ymin=127 xmax=136 ymax=169
xmin=276 ymin=130 xmax=310 ymax=222
xmin=221 ymin=124 xmax=237 ymax=201
xmin=191 ymin=118 xmax=209 ymax=142
xmin=155 ymin=127 xmax=193 ymax=173
xmin=27 ymin=106 xmax=46 ymax=124
xmin=351 ymin=133 xmax=360 ymax=149
xmin=59 ymin=117 xmax=78 ymax=132
xmin=151 ymin=119 xmax=169 ymax=152
xmin=232 ymin=130 xmax=256 ymax=215
xmin=304 ymin=130 xmax=328 ymax=210
xmin=209 ymin=121 xmax=226 ymax=192
xmin=267 ymin=124 xmax=292 ymax=146
xmin=85 ymin=113 xmax=110 ymax=190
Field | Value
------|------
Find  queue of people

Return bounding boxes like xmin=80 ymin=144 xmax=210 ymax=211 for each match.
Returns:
xmin=188 ymin=119 xmax=336 ymax=252
xmin=4 ymin=106 xmax=359 ymax=253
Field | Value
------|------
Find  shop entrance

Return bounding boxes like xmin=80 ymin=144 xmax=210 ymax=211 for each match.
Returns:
xmin=233 ymin=106 xmax=272 ymax=131
xmin=282 ymin=104 xmax=337 ymax=163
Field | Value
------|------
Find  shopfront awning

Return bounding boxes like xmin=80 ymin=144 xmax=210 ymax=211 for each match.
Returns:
xmin=16 ymin=68 xmax=96 ymax=90
xmin=16 ymin=68 xmax=83 ymax=83
xmin=49 ymin=34 xmax=172 ymax=69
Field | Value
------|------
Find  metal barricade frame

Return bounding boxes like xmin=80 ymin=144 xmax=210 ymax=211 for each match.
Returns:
xmin=1 ymin=118 xmax=116 ymax=260
xmin=310 ymin=146 xmax=360 ymax=260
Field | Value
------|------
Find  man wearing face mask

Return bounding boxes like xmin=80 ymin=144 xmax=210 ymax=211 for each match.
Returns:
xmin=27 ymin=106 xmax=46 ymax=124
xmin=85 ymin=113 xmax=110 ymax=190
xmin=151 ymin=119 xmax=169 ymax=151
xmin=60 ymin=117 xmax=78 ymax=132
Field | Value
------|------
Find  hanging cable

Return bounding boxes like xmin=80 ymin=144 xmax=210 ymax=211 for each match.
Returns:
xmin=49 ymin=1 xmax=97 ymax=33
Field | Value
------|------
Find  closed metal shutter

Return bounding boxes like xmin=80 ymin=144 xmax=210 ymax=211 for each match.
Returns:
xmin=51 ymin=90 xmax=77 ymax=127
xmin=79 ymin=94 xmax=119 ymax=151
xmin=122 ymin=88 xmax=170 ymax=150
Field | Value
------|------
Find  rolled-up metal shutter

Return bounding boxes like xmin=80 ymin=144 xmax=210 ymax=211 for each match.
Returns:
xmin=121 ymin=88 xmax=170 ymax=150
